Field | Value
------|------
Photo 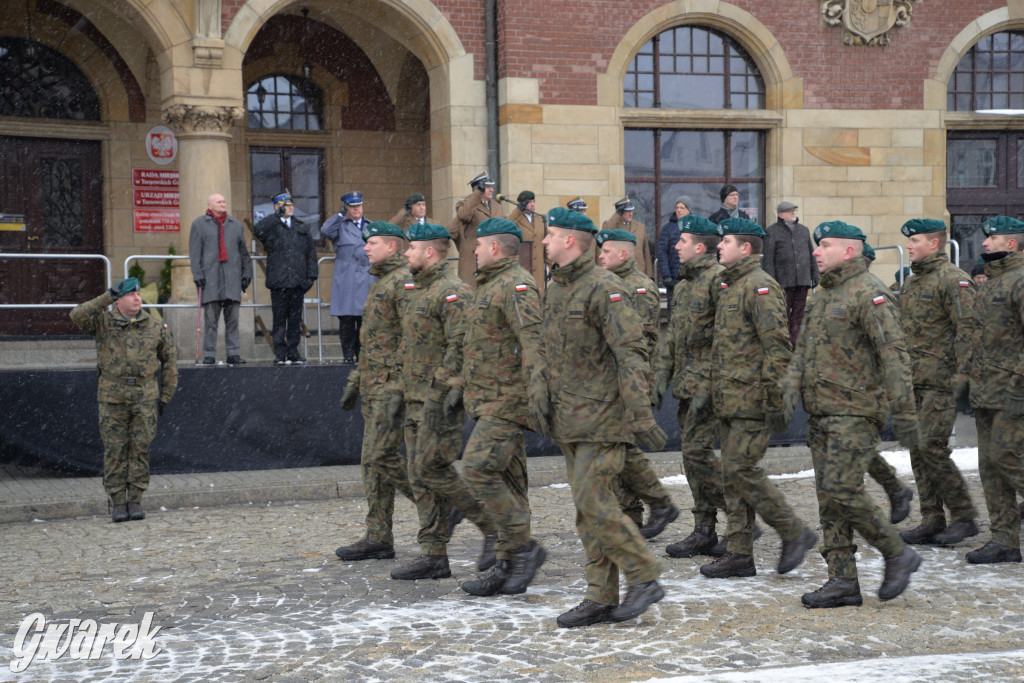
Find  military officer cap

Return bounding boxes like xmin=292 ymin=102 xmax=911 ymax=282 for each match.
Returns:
xmin=547 ymin=206 xmax=598 ymax=233
xmin=361 ymin=221 xmax=405 ymax=242
xmin=595 ymin=228 xmax=636 ymax=246
xmin=407 ymin=221 xmax=451 ymax=241
xmin=341 ymin=190 xmax=363 ymax=207
xmin=614 ymin=197 xmax=636 ymax=214
xmin=516 ymin=190 xmax=535 ymax=204
xmin=469 ymin=172 xmax=495 ymax=190
xmin=405 ymin=192 xmax=425 ymax=209
xmin=678 ymin=214 xmax=718 ymax=235
xmin=981 ymin=215 xmax=1024 ymax=236
xmin=901 ymin=218 xmax=946 ymax=237
xmin=477 ymin=217 xmax=522 ymax=242
xmin=813 ymin=220 xmax=866 ymax=244
xmin=567 ymin=196 xmax=588 ymax=212
xmin=272 ymin=190 xmax=293 ymax=206
xmin=113 ymin=277 xmax=141 ymax=296
xmin=716 ymin=216 xmax=766 ymax=238
xmin=862 ymin=242 xmax=876 ymax=261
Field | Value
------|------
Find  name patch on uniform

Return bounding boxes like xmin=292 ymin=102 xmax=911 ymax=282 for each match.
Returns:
xmin=756 ymin=286 xmax=770 ymax=295
xmin=404 ymin=282 xmax=415 ymax=290
xmin=445 ymin=293 xmax=459 ymax=303
xmin=515 ymin=283 xmax=528 ymax=292
xmin=609 ymin=292 xmax=622 ymax=302
xmin=872 ymin=295 xmax=886 ymax=305
xmin=959 ymin=280 xmax=971 ymax=287
xmin=636 ymin=287 xmax=647 ymax=294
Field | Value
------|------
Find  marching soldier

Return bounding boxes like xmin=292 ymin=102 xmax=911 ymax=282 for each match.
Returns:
xmin=450 ymin=172 xmax=504 ymax=287
xmin=601 ymin=197 xmax=654 ymax=279
xmin=335 ymin=221 xmax=416 ymax=562
xmin=506 ymin=191 xmax=547 ymax=293
xmin=70 ymin=278 xmax=178 ymax=523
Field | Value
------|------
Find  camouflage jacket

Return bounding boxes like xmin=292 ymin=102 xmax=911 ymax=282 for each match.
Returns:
xmin=897 ymin=252 xmax=976 ymax=392
xmin=70 ymin=291 xmax=178 ymax=404
xmin=610 ymin=258 xmax=660 ymax=367
xmin=711 ymin=255 xmax=792 ymax=419
xmin=538 ymin=254 xmax=654 ymax=443
xmin=784 ymin=257 xmax=915 ymax=423
xmin=655 ymin=253 xmax=724 ymax=400
xmin=460 ymin=256 xmax=542 ymax=426
xmin=397 ymin=259 xmax=469 ymax=403
xmin=969 ymin=251 xmax=1024 ymax=408
xmin=350 ymin=253 xmax=410 ymax=399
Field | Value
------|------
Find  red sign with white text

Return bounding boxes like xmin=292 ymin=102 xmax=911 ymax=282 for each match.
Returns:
xmin=133 ymin=210 xmax=180 ymax=233
xmin=133 ymin=190 xmax=179 ymax=209
xmin=132 ymin=169 xmax=179 ymax=188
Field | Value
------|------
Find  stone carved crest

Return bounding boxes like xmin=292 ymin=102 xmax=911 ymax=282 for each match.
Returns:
xmin=821 ymin=0 xmax=920 ymax=46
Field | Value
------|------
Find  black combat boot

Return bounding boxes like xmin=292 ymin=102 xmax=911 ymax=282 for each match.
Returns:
xmin=966 ymin=541 xmax=1023 ymax=564
xmin=666 ymin=525 xmax=717 ymax=558
xmin=932 ymin=520 xmax=980 ymax=545
xmin=778 ymin=528 xmax=817 ymax=574
xmin=700 ymin=552 xmax=756 ymax=578
xmin=639 ymin=505 xmax=680 ymax=539
xmin=706 ymin=536 xmax=728 ymax=557
xmin=878 ymin=546 xmax=922 ymax=601
xmin=801 ymin=578 xmax=863 ymax=608
xmin=390 ymin=555 xmax=451 ymax=580
xmin=461 ymin=560 xmax=511 ymax=596
xmin=610 ymin=580 xmax=665 ymax=622
xmin=477 ymin=533 xmax=498 ymax=571
xmin=500 ymin=539 xmax=547 ymax=594
xmin=447 ymin=506 xmax=464 ymax=532
xmin=335 ymin=539 xmax=396 ymax=561
xmin=111 ymin=504 xmax=129 ymax=523
xmin=888 ymin=486 xmax=914 ymax=524
xmin=127 ymin=502 xmax=145 ymax=521
xmin=900 ymin=524 xmax=941 ymax=545
xmin=556 ymin=599 xmax=616 ymax=628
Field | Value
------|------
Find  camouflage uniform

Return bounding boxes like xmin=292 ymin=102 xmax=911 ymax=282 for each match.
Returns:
xmin=70 ymin=291 xmax=177 ymax=504
xmin=347 ymin=253 xmax=416 ymax=547
xmin=654 ymin=253 xmax=726 ymax=528
xmin=969 ymin=251 xmax=1024 ymax=549
xmin=712 ymin=255 xmax=806 ymax=555
xmin=399 ymin=259 xmax=496 ymax=555
xmin=785 ymin=257 xmax=913 ymax=578
xmin=539 ymin=254 xmax=662 ymax=605
xmin=609 ymin=258 xmax=672 ymax=524
xmin=898 ymin=252 xmax=978 ymax=529
xmin=457 ymin=256 xmax=542 ymax=561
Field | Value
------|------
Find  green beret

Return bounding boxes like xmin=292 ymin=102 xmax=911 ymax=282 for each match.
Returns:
xmin=678 ymin=214 xmax=718 ymax=236
xmin=813 ymin=220 xmax=866 ymax=244
xmin=595 ymin=229 xmax=636 ymax=246
xmin=862 ymin=242 xmax=876 ymax=261
xmin=406 ymin=222 xmax=451 ymax=241
xmin=477 ymin=217 xmax=522 ymax=242
xmin=114 ymin=278 xmax=141 ymax=296
xmin=982 ymin=215 xmax=1024 ymax=236
xmin=716 ymin=216 xmax=765 ymax=238
xmin=901 ymin=218 xmax=946 ymax=237
xmin=406 ymin=192 xmax=426 ymax=206
xmin=547 ymin=207 xmax=597 ymax=233
xmin=361 ymin=221 xmax=406 ymax=241
xmin=516 ymin=190 xmax=535 ymax=204
xmin=895 ymin=267 xmax=912 ymax=282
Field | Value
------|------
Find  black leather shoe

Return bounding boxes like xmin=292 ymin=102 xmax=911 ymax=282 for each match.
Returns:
xmin=801 ymin=577 xmax=863 ymax=608
xmin=335 ymin=539 xmax=396 ymax=561
xmin=639 ymin=505 xmax=679 ymax=539
xmin=966 ymin=541 xmax=1023 ymax=564
xmin=127 ymin=502 xmax=145 ymax=521
xmin=888 ymin=486 xmax=914 ymax=524
xmin=111 ymin=504 xmax=129 ymax=523
xmin=778 ymin=527 xmax=817 ymax=574
xmin=462 ymin=560 xmax=510 ymax=596
xmin=666 ymin=525 xmax=717 ymax=558
xmin=288 ymin=356 xmax=306 ymax=365
xmin=610 ymin=580 xmax=665 ymax=622
xmin=477 ymin=533 xmax=498 ymax=572
xmin=700 ymin=552 xmax=756 ymax=578
xmin=500 ymin=539 xmax=547 ymax=594
xmin=226 ymin=355 xmax=246 ymax=365
xmin=878 ymin=546 xmax=922 ymax=601
xmin=900 ymin=524 xmax=941 ymax=545
xmin=202 ymin=357 xmax=216 ymax=365
xmin=390 ymin=554 xmax=451 ymax=580
xmin=932 ymin=520 xmax=980 ymax=546
xmin=556 ymin=599 xmax=616 ymax=628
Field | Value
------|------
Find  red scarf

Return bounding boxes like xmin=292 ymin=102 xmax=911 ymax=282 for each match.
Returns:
xmin=207 ymin=209 xmax=228 ymax=262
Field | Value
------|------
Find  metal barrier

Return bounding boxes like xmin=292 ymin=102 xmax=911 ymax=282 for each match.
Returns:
xmin=0 ymin=253 xmax=112 ymax=310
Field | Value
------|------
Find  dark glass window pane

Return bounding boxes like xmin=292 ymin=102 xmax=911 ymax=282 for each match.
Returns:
xmin=949 ymin=30 xmax=1024 ymax=111
xmin=661 ymin=75 xmax=724 ymax=108
xmin=0 ymin=38 xmax=100 ymax=121
xmin=731 ymin=131 xmax=763 ymax=177
xmin=946 ymin=139 xmax=997 ymax=187
xmin=625 ymin=130 xmax=655 ymax=176
xmin=660 ymin=130 xmax=724 ymax=177
xmin=247 ymin=74 xmax=323 ymax=130
xmin=1018 ymin=139 xmax=1024 ymax=188
xmin=290 ymin=153 xmax=321 ymax=196
xmin=251 ymin=153 xmax=282 ymax=200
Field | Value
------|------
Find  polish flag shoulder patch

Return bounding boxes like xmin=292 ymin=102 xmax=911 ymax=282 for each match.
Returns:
xmin=404 ymin=282 xmax=415 ymax=290
xmin=636 ymin=287 xmax=647 ymax=294
xmin=445 ymin=293 xmax=459 ymax=303
xmin=756 ymin=286 xmax=770 ymax=295
xmin=515 ymin=283 xmax=528 ymax=292
xmin=872 ymin=295 xmax=886 ymax=305
xmin=720 ymin=282 xmax=729 ymax=289
xmin=609 ymin=292 xmax=623 ymax=302
xmin=959 ymin=280 xmax=971 ymax=288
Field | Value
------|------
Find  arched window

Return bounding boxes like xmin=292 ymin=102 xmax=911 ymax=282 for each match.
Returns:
xmin=948 ymin=31 xmax=1024 ymax=111
xmin=247 ymin=75 xmax=323 ymax=130
xmin=0 ymin=38 xmax=100 ymax=120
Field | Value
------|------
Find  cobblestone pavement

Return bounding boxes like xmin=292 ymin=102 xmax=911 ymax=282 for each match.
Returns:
xmin=2 ymin=445 xmax=1024 ymax=681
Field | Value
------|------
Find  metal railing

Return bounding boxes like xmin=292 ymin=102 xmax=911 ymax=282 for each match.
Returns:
xmin=0 ymin=253 xmax=112 ymax=310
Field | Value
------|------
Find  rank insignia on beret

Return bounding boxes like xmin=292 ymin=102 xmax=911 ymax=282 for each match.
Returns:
xmin=872 ymin=295 xmax=886 ymax=305
xmin=756 ymin=286 xmax=770 ymax=295
xmin=959 ymin=280 xmax=970 ymax=287
xmin=515 ymin=283 xmax=528 ymax=292
xmin=446 ymin=293 xmax=458 ymax=303
xmin=609 ymin=292 xmax=622 ymax=302
xmin=405 ymin=282 xmax=415 ymax=290
xmin=637 ymin=287 xmax=647 ymax=294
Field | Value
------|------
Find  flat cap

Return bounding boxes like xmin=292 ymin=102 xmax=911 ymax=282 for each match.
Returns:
xmin=813 ymin=220 xmax=866 ymax=244
xmin=341 ymin=190 xmax=363 ymax=206
xmin=981 ymin=215 xmax=1024 ymax=235
xmin=477 ymin=217 xmax=522 ymax=242
xmin=595 ymin=228 xmax=636 ymax=246
xmin=406 ymin=222 xmax=451 ymax=241
xmin=777 ymin=201 xmax=798 ymax=213
xmin=678 ymin=214 xmax=719 ymax=236
xmin=901 ymin=218 xmax=947 ymax=237
xmin=547 ymin=207 xmax=597 ymax=233
xmin=361 ymin=221 xmax=405 ymax=241
xmin=717 ymin=216 xmax=765 ymax=238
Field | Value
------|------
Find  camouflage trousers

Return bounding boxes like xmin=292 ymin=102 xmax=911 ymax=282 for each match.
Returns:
xmin=617 ymin=446 xmax=673 ymax=527
xmin=975 ymin=408 xmax=1024 ymax=548
xmin=404 ymin=401 xmax=496 ymax=556
xmin=808 ymin=415 xmax=903 ymax=579
xmin=911 ymin=388 xmax=977 ymax=529
xmin=359 ymin=396 xmax=415 ymax=546
xmin=867 ymin=451 xmax=903 ymax=496
xmin=462 ymin=415 xmax=531 ymax=561
xmin=560 ymin=440 xmax=663 ymax=605
xmin=98 ymin=400 xmax=157 ymax=504
xmin=720 ymin=418 xmax=806 ymax=555
xmin=678 ymin=398 xmax=726 ymax=527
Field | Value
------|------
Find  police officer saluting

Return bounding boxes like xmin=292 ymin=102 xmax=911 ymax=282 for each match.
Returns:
xmin=70 ymin=278 xmax=178 ymax=522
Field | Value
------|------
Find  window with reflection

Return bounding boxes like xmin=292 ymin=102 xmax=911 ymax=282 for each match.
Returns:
xmin=247 ymin=75 xmax=323 ymax=130
xmin=948 ymin=31 xmax=1024 ymax=111
xmin=0 ymin=37 xmax=100 ymax=120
